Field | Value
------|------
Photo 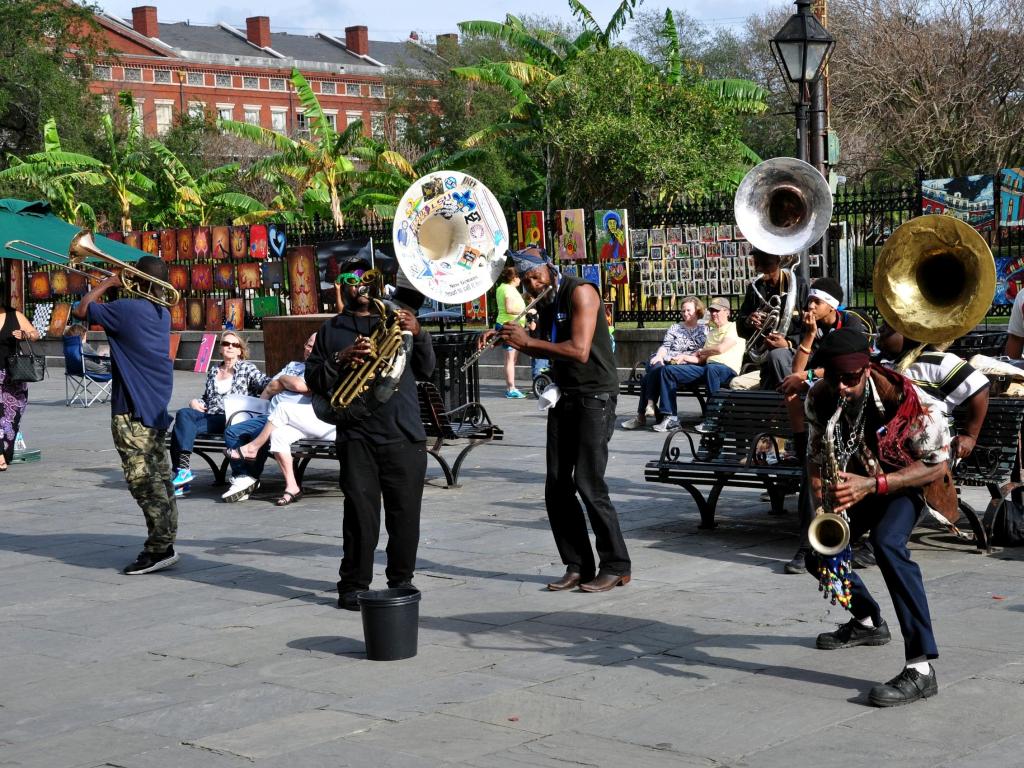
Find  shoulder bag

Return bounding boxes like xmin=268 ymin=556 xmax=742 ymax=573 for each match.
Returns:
xmin=6 ymin=340 xmax=46 ymax=383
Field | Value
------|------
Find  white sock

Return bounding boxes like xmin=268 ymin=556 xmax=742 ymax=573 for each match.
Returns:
xmin=906 ymin=661 xmax=931 ymax=675
xmin=857 ymin=616 xmax=875 ymax=628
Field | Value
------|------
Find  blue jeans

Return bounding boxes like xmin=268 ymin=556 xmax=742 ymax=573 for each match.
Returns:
xmin=657 ymin=362 xmax=735 ymax=416
xmin=170 ymin=408 xmax=226 ymax=468
xmin=223 ymin=415 xmax=270 ymax=479
xmin=636 ymin=361 xmax=662 ymax=415
xmin=532 ymin=357 xmax=550 ymax=378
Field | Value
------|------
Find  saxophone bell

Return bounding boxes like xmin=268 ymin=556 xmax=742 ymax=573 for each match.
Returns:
xmin=808 ymin=512 xmax=851 ymax=557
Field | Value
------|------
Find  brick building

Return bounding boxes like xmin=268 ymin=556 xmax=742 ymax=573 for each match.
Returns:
xmin=90 ymin=5 xmax=447 ymax=138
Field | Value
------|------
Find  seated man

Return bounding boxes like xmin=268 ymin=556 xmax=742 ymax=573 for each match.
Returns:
xmin=622 ymin=296 xmax=707 ymax=430
xmin=65 ymin=323 xmax=111 ymax=374
xmin=221 ymin=333 xmax=318 ymax=502
xmin=652 ymin=297 xmax=745 ymax=432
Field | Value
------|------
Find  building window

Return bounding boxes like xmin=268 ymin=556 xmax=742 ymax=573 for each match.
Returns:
xmin=395 ymin=114 xmax=408 ymax=140
xmin=270 ymin=78 xmax=286 ymax=91
xmin=93 ymin=65 xmax=112 ymax=80
xmin=295 ymin=112 xmax=308 ymax=135
xmin=346 ymin=110 xmax=362 ymax=127
xmin=322 ymin=112 xmax=337 ymax=130
xmin=131 ymin=103 xmax=145 ymax=136
xmin=188 ymin=102 xmax=206 ymax=119
xmin=243 ymin=107 xmax=260 ymax=125
xmin=124 ymin=67 xmax=142 ymax=82
xmin=154 ymin=70 xmax=172 ymax=84
xmin=217 ymin=105 xmax=233 ymax=121
xmin=243 ymin=75 xmax=258 ymax=89
xmin=370 ymin=112 xmax=384 ymax=140
xmin=270 ymin=109 xmax=287 ymax=132
xmin=370 ymin=84 xmax=385 ymax=98
xmin=216 ymin=73 xmax=232 ymax=87
xmin=155 ymin=103 xmax=173 ymax=135
xmin=320 ymin=81 xmax=336 ymax=95
xmin=346 ymin=83 xmax=361 ymax=97
xmin=187 ymin=72 xmax=205 ymax=86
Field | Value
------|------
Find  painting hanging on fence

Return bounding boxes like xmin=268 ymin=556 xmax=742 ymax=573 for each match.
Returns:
xmin=48 ymin=303 xmax=71 ymax=338
xmin=190 ymin=263 xmax=213 ymax=292
xmin=205 ymin=298 xmax=224 ymax=331
xmin=193 ymin=227 xmax=210 ymax=259
xmin=594 ymin=210 xmax=628 ymax=261
xmin=517 ymin=210 xmax=545 ymax=249
xmin=7 ymin=259 xmax=24 ymax=311
xmin=249 ymin=225 xmax=269 ymax=260
xmin=1000 ymin=168 xmax=1024 ymax=227
xmin=230 ymin=227 xmax=248 ymax=259
xmin=223 ymin=298 xmax=244 ymax=330
xmin=994 ymin=255 xmax=1024 ymax=305
xmin=286 ymin=246 xmax=319 ymax=315
xmin=186 ymin=299 xmax=204 ymax=330
xmin=167 ymin=265 xmax=189 ymax=293
xmin=170 ymin=300 xmax=186 ymax=331
xmin=261 ymin=261 xmax=285 ymax=289
xmin=581 ymin=263 xmax=601 ymax=286
xmin=921 ymin=174 xmax=994 ymax=234
xmin=49 ymin=269 xmax=69 ymax=296
xmin=214 ymin=263 xmax=235 ymax=291
xmin=141 ymin=231 xmax=159 ymax=256
xmin=176 ymin=228 xmax=193 ymax=260
xmin=268 ymin=224 xmax=287 ymax=258
xmin=160 ymin=229 xmax=177 ymax=262
xmin=555 ymin=209 xmax=585 ymax=261
xmin=252 ymin=296 xmax=281 ymax=318
xmin=29 ymin=271 xmax=50 ymax=300
xmin=236 ymin=263 xmax=262 ymax=290
xmin=212 ymin=227 xmax=231 ymax=260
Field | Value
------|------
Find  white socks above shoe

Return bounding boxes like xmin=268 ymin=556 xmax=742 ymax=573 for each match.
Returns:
xmin=906 ymin=660 xmax=931 ymax=675
xmin=857 ymin=616 xmax=875 ymax=629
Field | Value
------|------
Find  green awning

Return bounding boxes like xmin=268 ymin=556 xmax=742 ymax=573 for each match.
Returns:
xmin=0 ymin=199 xmax=144 ymax=265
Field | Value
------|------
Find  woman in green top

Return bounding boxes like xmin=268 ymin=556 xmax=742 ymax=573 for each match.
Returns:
xmin=495 ymin=267 xmax=527 ymax=398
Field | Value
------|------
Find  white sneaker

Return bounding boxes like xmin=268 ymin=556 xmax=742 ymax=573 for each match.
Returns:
xmin=222 ymin=475 xmax=259 ymax=503
xmin=652 ymin=417 xmax=679 ymax=433
xmin=621 ymin=416 xmax=647 ymax=430
xmin=693 ymin=421 xmax=713 ymax=434
xmin=644 ymin=403 xmax=656 ymax=418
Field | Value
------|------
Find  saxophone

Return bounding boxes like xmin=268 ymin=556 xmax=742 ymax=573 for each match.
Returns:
xmin=809 ymin=401 xmax=854 ymax=608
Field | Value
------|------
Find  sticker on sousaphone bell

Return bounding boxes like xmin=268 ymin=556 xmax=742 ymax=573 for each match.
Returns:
xmin=393 ymin=171 xmax=509 ymax=305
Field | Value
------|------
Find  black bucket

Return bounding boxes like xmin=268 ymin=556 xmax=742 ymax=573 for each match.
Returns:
xmin=357 ymin=587 xmax=421 ymax=661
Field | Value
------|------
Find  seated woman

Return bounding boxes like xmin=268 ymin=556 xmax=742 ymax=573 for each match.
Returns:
xmin=169 ymin=331 xmax=269 ymax=496
xmin=239 ymin=396 xmax=337 ymax=506
xmin=622 ymin=296 xmax=707 ymax=430
xmin=64 ymin=324 xmax=110 ymax=374
xmin=652 ymin=297 xmax=746 ymax=432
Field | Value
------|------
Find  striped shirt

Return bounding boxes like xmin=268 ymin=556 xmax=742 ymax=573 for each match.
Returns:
xmin=654 ymin=322 xmax=707 ymax=361
xmin=893 ymin=351 xmax=990 ymax=416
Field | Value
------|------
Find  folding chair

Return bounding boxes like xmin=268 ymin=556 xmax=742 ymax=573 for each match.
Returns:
xmin=64 ymin=335 xmax=112 ymax=407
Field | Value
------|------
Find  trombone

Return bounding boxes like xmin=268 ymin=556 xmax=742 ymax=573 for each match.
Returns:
xmin=4 ymin=229 xmax=181 ymax=308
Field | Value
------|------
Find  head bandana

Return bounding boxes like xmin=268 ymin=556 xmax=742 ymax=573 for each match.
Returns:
xmin=510 ymin=246 xmax=552 ymax=277
xmin=808 ymin=288 xmax=840 ymax=310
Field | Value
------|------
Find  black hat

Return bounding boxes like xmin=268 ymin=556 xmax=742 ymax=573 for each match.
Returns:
xmin=810 ymin=328 xmax=871 ymax=374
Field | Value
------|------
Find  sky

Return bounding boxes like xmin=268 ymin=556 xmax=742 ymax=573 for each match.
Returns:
xmin=97 ymin=0 xmax=777 ymax=42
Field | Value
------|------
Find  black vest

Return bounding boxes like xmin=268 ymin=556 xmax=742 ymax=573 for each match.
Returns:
xmin=538 ymin=276 xmax=618 ymax=396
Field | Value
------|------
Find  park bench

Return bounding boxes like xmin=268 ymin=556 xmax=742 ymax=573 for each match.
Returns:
xmin=643 ymin=390 xmax=801 ymax=529
xmin=166 ymin=381 xmax=503 ymax=490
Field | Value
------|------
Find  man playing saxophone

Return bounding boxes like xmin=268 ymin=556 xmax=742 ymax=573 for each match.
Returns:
xmin=803 ymin=329 xmax=953 ymax=707
xmin=305 ymin=254 xmax=435 ymax=611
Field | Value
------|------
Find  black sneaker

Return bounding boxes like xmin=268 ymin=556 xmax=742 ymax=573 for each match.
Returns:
xmin=868 ymin=666 xmax=938 ymax=707
xmin=816 ymin=618 xmax=891 ymax=650
xmin=337 ymin=591 xmax=361 ymax=611
xmin=784 ymin=548 xmax=808 ymax=574
xmin=123 ymin=547 xmax=179 ymax=575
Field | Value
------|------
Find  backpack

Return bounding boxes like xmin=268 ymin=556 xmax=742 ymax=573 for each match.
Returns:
xmin=985 ymin=488 xmax=1024 ymax=547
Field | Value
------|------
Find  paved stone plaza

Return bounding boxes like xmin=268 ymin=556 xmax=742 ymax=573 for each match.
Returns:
xmin=1 ymin=370 xmax=1022 ymax=768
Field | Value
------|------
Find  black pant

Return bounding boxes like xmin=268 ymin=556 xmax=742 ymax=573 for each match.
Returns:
xmin=336 ymin=437 xmax=427 ymax=595
xmin=546 ymin=393 xmax=631 ymax=579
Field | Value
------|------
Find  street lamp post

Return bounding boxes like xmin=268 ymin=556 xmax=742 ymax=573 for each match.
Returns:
xmin=177 ymin=70 xmax=187 ymax=117
xmin=771 ymin=0 xmax=835 ymax=282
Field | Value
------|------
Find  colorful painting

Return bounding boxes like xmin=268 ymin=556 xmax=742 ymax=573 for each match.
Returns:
xmin=168 ymin=265 xmax=189 ymax=292
xmin=995 ymin=254 xmax=1024 ymax=305
xmin=268 ymin=223 xmax=287 ymax=258
xmin=190 ymin=263 xmax=213 ymax=291
xmin=223 ymin=298 xmax=244 ymax=330
xmin=7 ymin=259 xmax=24 ymax=311
xmin=607 ymin=260 xmax=629 ymax=286
xmin=159 ymin=229 xmax=177 ymax=262
xmin=922 ymin=174 xmax=995 ymax=234
xmin=716 ymin=224 xmax=733 ymax=242
xmin=186 ymin=298 xmax=204 ymax=330
xmin=554 ymin=209 xmax=585 ymax=261
xmin=594 ymin=210 xmax=629 ymax=262
xmin=1000 ymin=168 xmax=1024 ymax=227
xmin=464 ymin=295 xmax=488 ymax=322
xmin=667 ymin=227 xmax=683 ymax=245
xmin=581 ymin=263 xmax=601 ymax=287
xmin=249 ymin=225 xmax=269 ymax=260
xmin=210 ymin=226 xmax=230 ymax=260
xmin=65 ymin=269 xmax=86 ymax=297
xmin=192 ymin=227 xmax=209 ymax=259
xmin=214 ymin=263 xmax=235 ymax=290
xmin=252 ymin=295 xmax=281 ymax=318
xmin=49 ymin=269 xmax=69 ymax=296
xmin=630 ymin=228 xmax=648 ymax=255
xmin=236 ymin=262 xmax=261 ymax=290
xmin=286 ymin=245 xmax=319 ymax=315
xmin=261 ymin=260 xmax=285 ymax=289
xmin=193 ymin=332 xmax=216 ymax=372
xmin=177 ymin=227 xmax=194 ymax=260
xmin=170 ymin=300 xmax=186 ymax=331
xmin=204 ymin=298 xmax=224 ymax=331
xmin=105 ymin=232 xmax=124 ymax=243
xmin=48 ymin=303 xmax=71 ymax=337
xmin=29 ymin=271 xmax=51 ymax=300
xmin=516 ymin=210 xmax=545 ymax=249
xmin=123 ymin=231 xmax=141 ymax=250
xmin=230 ymin=227 xmax=248 ymax=259
xmin=561 ymin=263 xmax=579 ymax=278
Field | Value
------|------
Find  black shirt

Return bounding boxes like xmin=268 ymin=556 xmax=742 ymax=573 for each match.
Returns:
xmin=305 ymin=310 xmax=435 ymax=444
xmin=737 ymin=272 xmax=809 ymax=347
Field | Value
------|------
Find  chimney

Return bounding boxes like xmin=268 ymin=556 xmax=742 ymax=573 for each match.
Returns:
xmin=345 ymin=25 xmax=368 ymax=56
xmin=436 ymin=33 xmax=458 ymax=57
xmin=131 ymin=5 xmax=159 ymax=38
xmin=409 ymin=31 xmax=419 ymax=42
xmin=246 ymin=16 xmax=271 ymax=48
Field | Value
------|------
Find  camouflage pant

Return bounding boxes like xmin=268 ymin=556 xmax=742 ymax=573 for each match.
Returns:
xmin=111 ymin=415 xmax=178 ymax=553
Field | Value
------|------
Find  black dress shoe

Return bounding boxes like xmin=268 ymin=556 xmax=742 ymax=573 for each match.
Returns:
xmin=579 ymin=573 xmax=631 ymax=593
xmin=337 ymin=591 xmax=360 ymax=611
xmin=869 ymin=666 xmax=938 ymax=707
xmin=817 ymin=618 xmax=891 ymax=650
xmin=547 ymin=570 xmax=586 ymax=591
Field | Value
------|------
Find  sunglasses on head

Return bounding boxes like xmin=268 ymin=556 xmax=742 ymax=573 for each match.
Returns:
xmin=222 ymin=341 xmax=242 ymax=348
xmin=335 ymin=269 xmax=380 ymax=286
xmin=827 ymin=367 xmax=867 ymax=386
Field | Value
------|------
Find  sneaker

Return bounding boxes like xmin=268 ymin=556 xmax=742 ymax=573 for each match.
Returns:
xmin=644 ymin=403 xmax=656 ymax=418
xmin=868 ymin=666 xmax=938 ymax=707
xmin=692 ymin=421 xmax=713 ymax=434
xmin=123 ymin=546 xmax=179 ymax=575
xmin=505 ymin=389 xmax=527 ymax=399
xmin=222 ymin=475 xmax=259 ymax=503
xmin=337 ymin=591 xmax=361 ymax=611
xmin=172 ymin=468 xmax=194 ymax=487
xmin=173 ymin=484 xmax=190 ymax=498
xmin=816 ymin=618 xmax=891 ymax=650
xmin=652 ymin=416 xmax=680 ymax=433
xmin=621 ymin=416 xmax=647 ymax=430
xmin=784 ymin=547 xmax=808 ymax=574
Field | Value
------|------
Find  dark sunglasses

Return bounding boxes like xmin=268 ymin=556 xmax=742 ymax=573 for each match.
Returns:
xmin=336 ymin=269 xmax=380 ymax=286
xmin=222 ymin=341 xmax=242 ymax=348
xmin=827 ymin=367 xmax=867 ymax=386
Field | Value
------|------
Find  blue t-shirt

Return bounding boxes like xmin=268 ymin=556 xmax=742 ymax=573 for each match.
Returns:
xmin=87 ymin=299 xmax=173 ymax=430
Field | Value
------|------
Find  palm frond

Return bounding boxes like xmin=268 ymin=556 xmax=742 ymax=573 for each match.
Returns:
xmin=457 ymin=20 xmax=561 ymax=69
xmin=661 ymin=9 xmax=683 ymax=86
xmin=567 ymin=0 xmax=601 ymax=35
xmin=706 ymin=79 xmax=770 ymax=113
xmin=217 ymin=118 xmax=298 ymax=152
xmin=602 ymin=0 xmax=639 ymax=44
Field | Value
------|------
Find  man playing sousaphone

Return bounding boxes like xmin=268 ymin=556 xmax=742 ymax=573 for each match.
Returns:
xmin=803 ymin=329 xmax=953 ymax=707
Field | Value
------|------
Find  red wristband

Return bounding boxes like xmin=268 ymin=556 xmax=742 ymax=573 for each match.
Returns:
xmin=876 ymin=474 xmax=889 ymax=495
